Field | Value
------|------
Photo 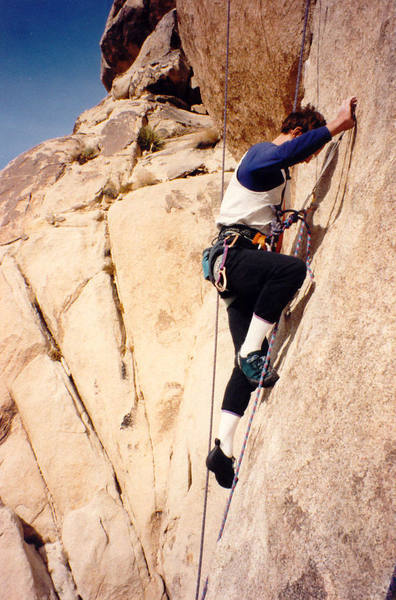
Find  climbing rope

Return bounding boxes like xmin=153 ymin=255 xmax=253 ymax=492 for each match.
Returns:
xmin=196 ymin=0 xmax=356 ymax=596
xmin=197 ymin=1 xmax=312 ymax=597
xmin=194 ymin=293 xmax=219 ymax=600
xmin=195 ymin=1 xmax=231 ymax=598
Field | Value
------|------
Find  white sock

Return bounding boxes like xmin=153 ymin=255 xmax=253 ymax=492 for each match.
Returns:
xmin=218 ymin=411 xmax=240 ymax=457
xmin=239 ymin=313 xmax=273 ymax=357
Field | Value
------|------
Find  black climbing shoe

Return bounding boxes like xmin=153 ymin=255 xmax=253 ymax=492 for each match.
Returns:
xmin=206 ymin=439 xmax=235 ymax=489
xmin=237 ymin=351 xmax=279 ymax=387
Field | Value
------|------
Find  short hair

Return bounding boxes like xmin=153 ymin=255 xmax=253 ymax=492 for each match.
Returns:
xmin=281 ymin=104 xmax=326 ymax=133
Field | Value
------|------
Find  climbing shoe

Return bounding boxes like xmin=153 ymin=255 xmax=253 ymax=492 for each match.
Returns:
xmin=237 ymin=351 xmax=279 ymax=387
xmin=206 ymin=439 xmax=235 ymax=488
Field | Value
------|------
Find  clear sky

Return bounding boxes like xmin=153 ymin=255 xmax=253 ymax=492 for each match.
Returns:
xmin=1 ymin=0 xmax=114 ymax=170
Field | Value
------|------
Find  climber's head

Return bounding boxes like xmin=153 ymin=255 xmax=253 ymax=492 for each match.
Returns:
xmin=281 ymin=104 xmax=326 ymax=135
xmin=278 ymin=104 xmax=327 ymax=163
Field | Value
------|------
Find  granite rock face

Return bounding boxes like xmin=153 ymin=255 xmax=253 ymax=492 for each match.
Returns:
xmin=1 ymin=0 xmax=395 ymax=599
xmin=176 ymin=0 xmax=314 ymax=156
xmin=0 ymin=78 xmax=235 ymax=596
xmin=176 ymin=0 xmax=396 ymax=598
xmin=0 ymin=504 xmax=58 ymax=600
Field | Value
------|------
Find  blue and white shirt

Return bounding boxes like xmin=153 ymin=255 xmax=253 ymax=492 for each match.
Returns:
xmin=216 ymin=126 xmax=331 ymax=235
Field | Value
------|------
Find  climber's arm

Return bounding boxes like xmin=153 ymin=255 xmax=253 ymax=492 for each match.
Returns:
xmin=237 ymin=96 xmax=357 ymax=190
xmin=326 ymin=96 xmax=357 ymax=137
xmin=238 ymin=127 xmax=331 ymax=186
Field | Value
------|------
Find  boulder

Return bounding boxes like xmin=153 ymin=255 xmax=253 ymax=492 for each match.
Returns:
xmin=0 ymin=504 xmax=57 ymax=600
xmin=0 ymin=409 xmax=57 ymax=544
xmin=0 ymin=136 xmax=85 ymax=245
xmin=62 ymin=492 xmax=146 ymax=600
xmin=111 ymin=9 xmax=191 ymax=103
xmin=123 ymin=103 xmax=223 ymax=196
xmin=147 ymin=103 xmax=214 ymax=138
xmin=100 ymin=0 xmax=176 ymax=90
xmin=43 ymin=541 xmax=79 ymax=600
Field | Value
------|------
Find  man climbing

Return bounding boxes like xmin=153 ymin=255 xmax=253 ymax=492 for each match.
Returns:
xmin=205 ymin=96 xmax=357 ymax=488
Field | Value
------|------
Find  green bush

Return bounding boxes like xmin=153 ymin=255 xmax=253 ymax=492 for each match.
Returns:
xmin=76 ymin=145 xmax=100 ymax=164
xmin=137 ymin=125 xmax=164 ymax=153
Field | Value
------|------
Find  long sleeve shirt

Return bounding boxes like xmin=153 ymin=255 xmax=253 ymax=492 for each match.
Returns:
xmin=216 ymin=126 xmax=331 ymax=234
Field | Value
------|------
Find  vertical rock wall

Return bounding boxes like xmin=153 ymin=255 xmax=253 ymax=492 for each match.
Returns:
xmin=176 ymin=1 xmax=395 ymax=598
xmin=176 ymin=0 xmax=313 ymax=155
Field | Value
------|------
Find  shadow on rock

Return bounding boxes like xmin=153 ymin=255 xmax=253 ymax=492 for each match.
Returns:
xmin=272 ymin=281 xmax=316 ymax=374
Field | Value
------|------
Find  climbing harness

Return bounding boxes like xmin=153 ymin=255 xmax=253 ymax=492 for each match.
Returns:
xmin=205 ymin=204 xmax=315 ymax=291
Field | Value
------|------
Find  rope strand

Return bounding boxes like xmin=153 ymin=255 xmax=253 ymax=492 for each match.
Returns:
xmin=198 ymin=1 xmax=324 ymax=596
xmin=194 ymin=294 xmax=219 ymax=600
xmin=195 ymin=2 xmax=231 ymax=597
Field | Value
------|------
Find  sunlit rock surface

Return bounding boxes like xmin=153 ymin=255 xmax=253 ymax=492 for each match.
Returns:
xmin=0 ymin=1 xmax=395 ymax=598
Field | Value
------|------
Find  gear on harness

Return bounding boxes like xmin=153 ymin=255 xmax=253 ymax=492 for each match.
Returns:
xmin=202 ymin=224 xmax=271 ymax=289
xmin=202 ymin=208 xmax=313 ymax=294
xmin=267 ymin=207 xmax=312 ymax=249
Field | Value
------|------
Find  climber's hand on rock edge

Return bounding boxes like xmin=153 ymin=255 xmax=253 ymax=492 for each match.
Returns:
xmin=327 ymin=96 xmax=357 ymax=137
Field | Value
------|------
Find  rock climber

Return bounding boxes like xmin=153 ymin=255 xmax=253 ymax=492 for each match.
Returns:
xmin=205 ymin=96 xmax=357 ymax=488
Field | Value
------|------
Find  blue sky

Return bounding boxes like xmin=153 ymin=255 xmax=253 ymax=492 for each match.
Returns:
xmin=1 ymin=0 xmax=114 ymax=169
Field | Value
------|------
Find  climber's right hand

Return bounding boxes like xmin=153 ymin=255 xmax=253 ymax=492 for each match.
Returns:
xmin=327 ymin=96 xmax=357 ymax=137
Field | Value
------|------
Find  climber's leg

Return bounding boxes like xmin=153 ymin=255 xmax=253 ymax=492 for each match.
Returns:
xmin=224 ymin=248 xmax=306 ymax=383
xmin=224 ymin=247 xmax=307 ymax=323
xmin=239 ymin=312 xmax=273 ymax=357
xmin=207 ymin=299 xmax=271 ymax=488
xmin=217 ymin=410 xmax=240 ymax=458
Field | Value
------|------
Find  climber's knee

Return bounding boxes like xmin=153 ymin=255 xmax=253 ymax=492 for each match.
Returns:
xmin=291 ymin=257 xmax=307 ymax=290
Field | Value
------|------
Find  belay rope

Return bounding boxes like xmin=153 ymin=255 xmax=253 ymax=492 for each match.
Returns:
xmin=196 ymin=0 xmax=312 ymax=597
xmin=194 ymin=0 xmax=356 ymax=598
xmin=199 ymin=212 xmax=315 ymax=600
xmin=194 ymin=1 xmax=231 ymax=598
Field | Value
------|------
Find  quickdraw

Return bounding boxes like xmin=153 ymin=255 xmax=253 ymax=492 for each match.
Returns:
xmin=214 ymin=233 xmax=239 ymax=292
